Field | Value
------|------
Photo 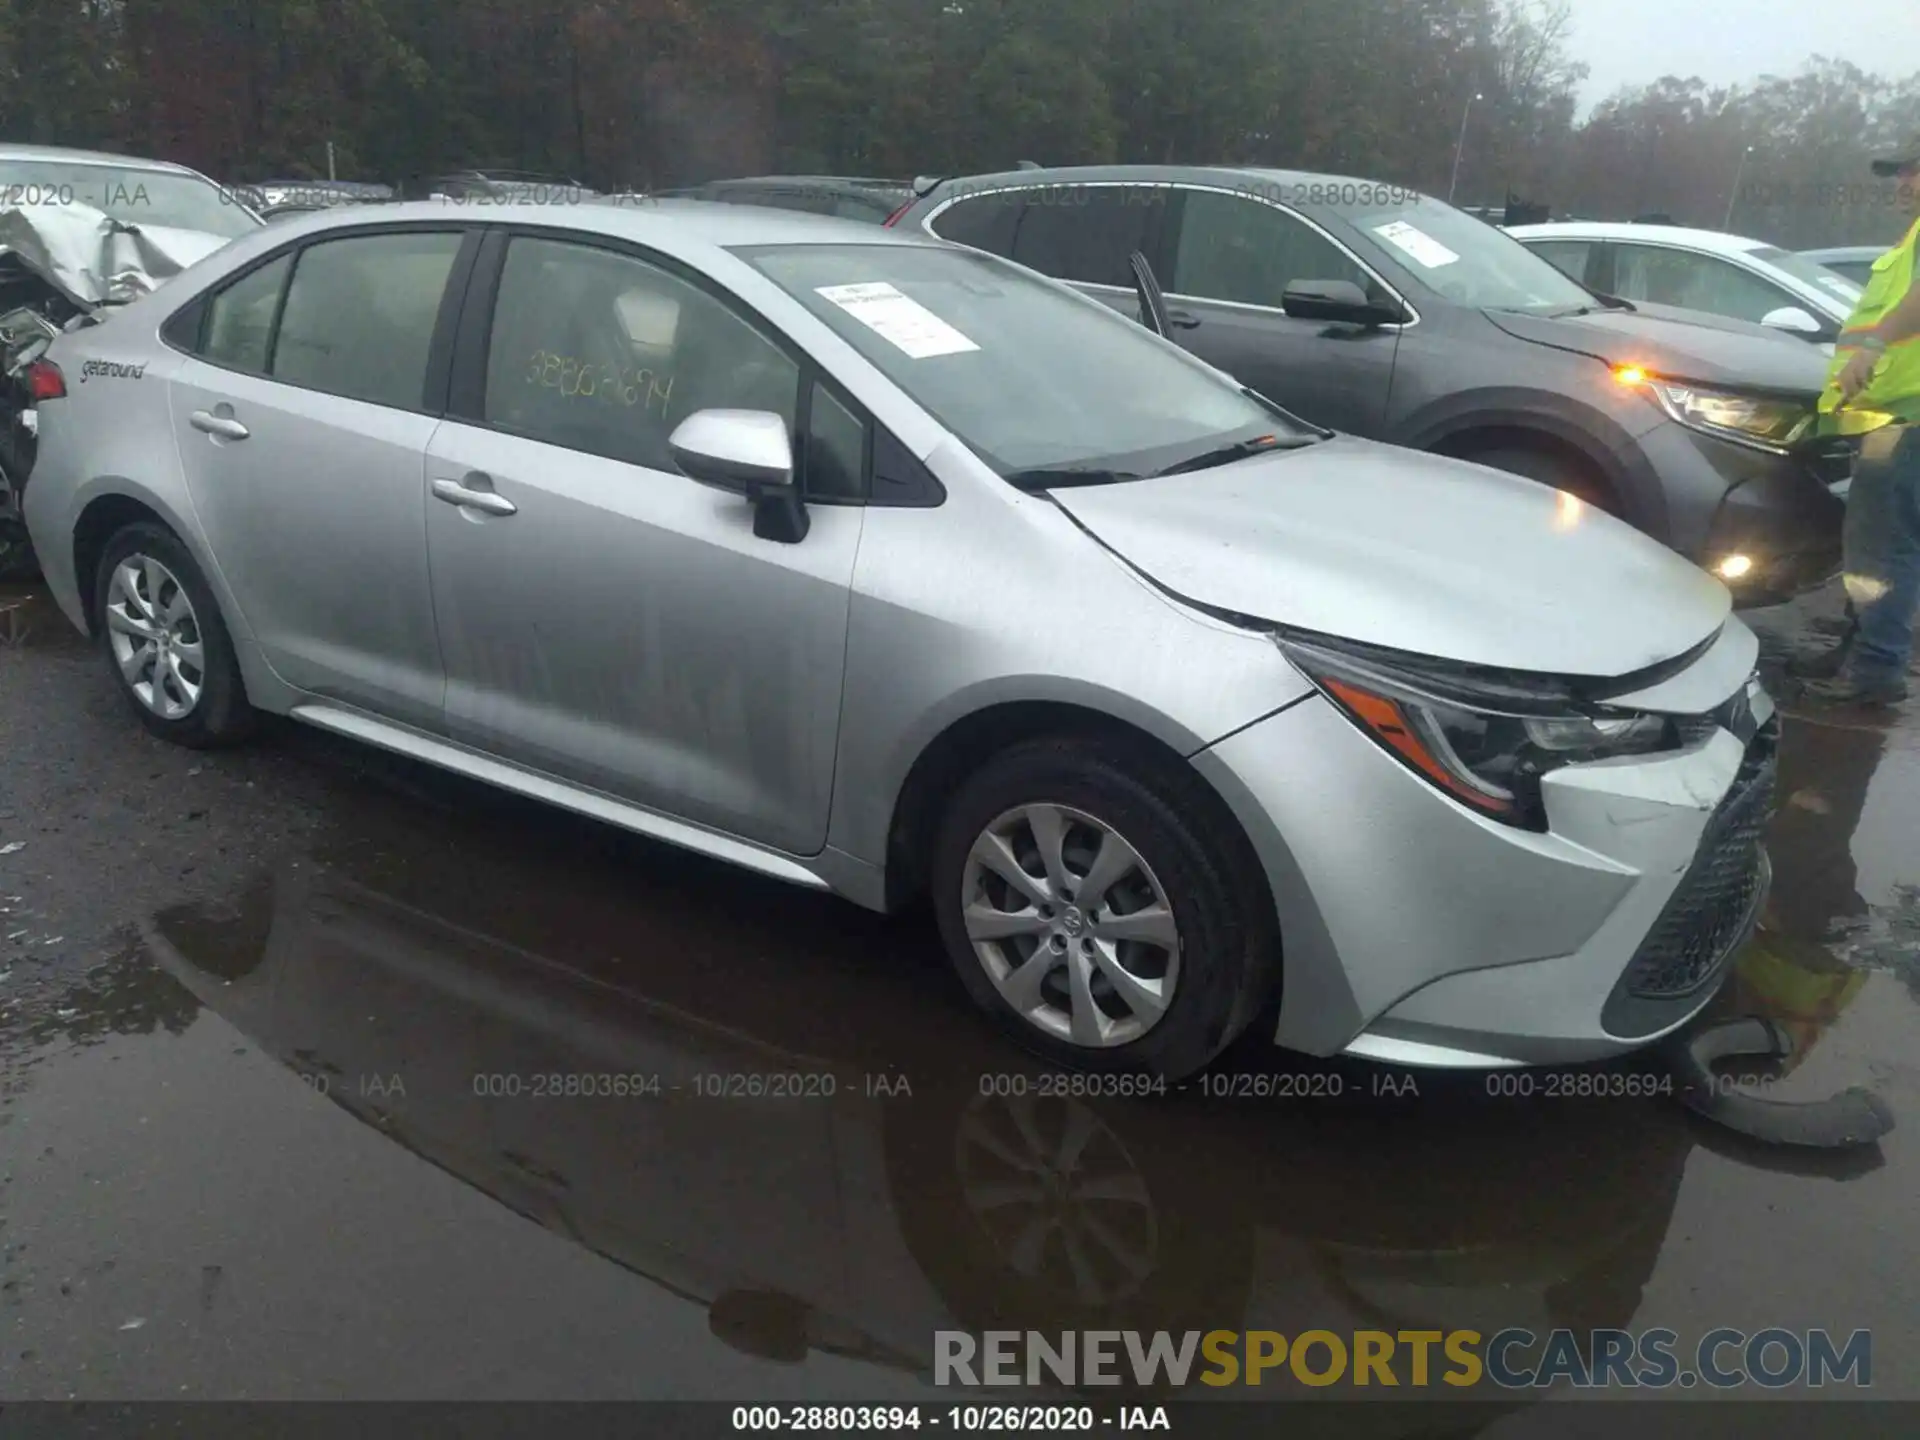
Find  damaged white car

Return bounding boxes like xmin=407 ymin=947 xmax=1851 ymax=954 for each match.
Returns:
xmin=0 ymin=144 xmax=259 ymax=576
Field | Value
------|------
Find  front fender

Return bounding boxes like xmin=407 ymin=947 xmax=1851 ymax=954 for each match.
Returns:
xmin=1393 ymin=388 xmax=1671 ymax=539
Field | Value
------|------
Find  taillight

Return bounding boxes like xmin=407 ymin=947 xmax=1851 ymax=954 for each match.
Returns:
xmin=25 ymin=359 xmax=65 ymax=400
xmin=882 ymin=201 xmax=911 ymax=228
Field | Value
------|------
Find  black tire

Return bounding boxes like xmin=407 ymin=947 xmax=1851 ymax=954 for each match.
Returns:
xmin=93 ymin=520 xmax=256 ymax=748
xmin=930 ymin=735 xmax=1278 ymax=1081
xmin=0 ymin=521 xmax=36 ymax=581
xmin=1468 ymin=445 xmax=1621 ymax=515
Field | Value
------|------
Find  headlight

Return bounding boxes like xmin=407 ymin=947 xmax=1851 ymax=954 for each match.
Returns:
xmin=1278 ymin=637 xmax=1680 ymax=829
xmin=1614 ymin=366 xmax=1813 ymax=450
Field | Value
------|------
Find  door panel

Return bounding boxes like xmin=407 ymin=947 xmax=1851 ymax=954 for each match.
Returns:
xmin=172 ymin=361 xmax=445 ymax=725
xmin=1164 ymin=189 xmax=1398 ymax=434
xmin=167 ymin=229 xmax=466 ymax=728
xmin=424 ymin=233 xmax=860 ymax=855
xmin=424 ymin=424 xmax=860 ymax=856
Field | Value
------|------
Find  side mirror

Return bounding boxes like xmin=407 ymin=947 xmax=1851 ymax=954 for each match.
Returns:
xmin=1281 ymin=279 xmax=1407 ymax=327
xmin=668 ymin=408 xmax=794 ymax=498
xmin=1761 ymin=305 xmax=1824 ymax=337
xmin=668 ymin=408 xmax=809 ymax=543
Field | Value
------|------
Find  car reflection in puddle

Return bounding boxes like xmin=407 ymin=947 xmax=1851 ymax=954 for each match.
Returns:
xmin=92 ymin=782 xmax=1707 ymax=1402
xmin=13 ymin=700 xmax=1912 ymax=1404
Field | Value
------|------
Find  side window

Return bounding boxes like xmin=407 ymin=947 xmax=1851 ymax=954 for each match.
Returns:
xmin=927 ymin=193 xmax=1022 ymax=257
xmin=197 ymin=252 xmax=292 ymax=372
xmin=803 ymin=380 xmax=867 ymax=501
xmin=1171 ymin=190 xmax=1371 ymax=308
xmin=1688 ymin=257 xmax=1807 ymax=324
xmin=483 ymin=236 xmax=799 ymax=472
xmin=1012 ymin=186 xmax=1163 ymax=288
xmin=1612 ymin=245 xmax=1795 ymax=324
xmin=271 ymin=232 xmax=462 ymax=409
xmin=1525 ymin=239 xmax=1593 ymax=285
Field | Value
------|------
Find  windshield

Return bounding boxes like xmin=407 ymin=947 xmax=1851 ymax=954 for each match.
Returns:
xmin=1339 ymin=200 xmax=1595 ymax=313
xmin=742 ymin=242 xmax=1305 ymax=477
xmin=1751 ymin=245 xmax=1864 ymax=308
xmin=0 ymin=160 xmax=260 ymax=238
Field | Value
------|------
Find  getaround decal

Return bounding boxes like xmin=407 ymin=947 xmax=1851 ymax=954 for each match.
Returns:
xmin=78 ymin=359 xmax=147 ymax=383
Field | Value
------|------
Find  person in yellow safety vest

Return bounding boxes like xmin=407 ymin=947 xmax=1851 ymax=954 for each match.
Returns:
xmin=1791 ymin=137 xmax=1920 ymax=706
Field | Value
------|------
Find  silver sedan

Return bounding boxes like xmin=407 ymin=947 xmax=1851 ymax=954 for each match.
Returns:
xmin=22 ymin=199 xmax=1776 ymax=1078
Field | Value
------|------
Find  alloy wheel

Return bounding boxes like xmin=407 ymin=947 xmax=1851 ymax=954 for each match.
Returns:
xmin=960 ymin=803 xmax=1181 ymax=1048
xmin=105 ymin=554 xmax=205 ymax=721
xmin=955 ymin=1092 xmax=1158 ymax=1308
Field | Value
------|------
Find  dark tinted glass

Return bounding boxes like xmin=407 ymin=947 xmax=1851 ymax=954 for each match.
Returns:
xmin=805 ymin=381 xmax=867 ymax=501
xmin=928 ymin=192 xmax=1022 ymax=256
xmin=1012 ymin=186 xmax=1163 ymax=287
xmin=1172 ymin=190 xmax=1369 ymax=307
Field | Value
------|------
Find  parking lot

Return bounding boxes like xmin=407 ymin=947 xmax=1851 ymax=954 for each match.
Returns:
xmin=3 ymin=575 xmax=1919 ymax=1415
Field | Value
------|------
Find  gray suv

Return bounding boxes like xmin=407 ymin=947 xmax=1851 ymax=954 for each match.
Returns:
xmin=894 ymin=166 xmax=1846 ymax=602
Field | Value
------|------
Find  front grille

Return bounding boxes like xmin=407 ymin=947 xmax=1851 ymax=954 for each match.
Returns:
xmin=1618 ymin=721 xmax=1777 ymax=1002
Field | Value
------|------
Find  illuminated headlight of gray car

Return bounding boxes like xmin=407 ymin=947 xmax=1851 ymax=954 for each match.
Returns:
xmin=1277 ymin=636 xmax=1682 ymax=831
xmin=1614 ymin=366 xmax=1814 ymax=450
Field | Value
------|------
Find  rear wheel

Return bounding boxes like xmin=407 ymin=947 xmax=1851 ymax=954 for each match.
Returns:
xmin=93 ymin=521 xmax=255 ymax=747
xmin=930 ymin=736 xmax=1277 ymax=1081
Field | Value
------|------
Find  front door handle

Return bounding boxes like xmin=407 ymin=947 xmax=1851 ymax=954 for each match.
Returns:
xmin=432 ymin=475 xmax=518 ymax=517
xmin=1166 ymin=308 xmax=1202 ymax=330
xmin=189 ymin=409 xmax=249 ymax=440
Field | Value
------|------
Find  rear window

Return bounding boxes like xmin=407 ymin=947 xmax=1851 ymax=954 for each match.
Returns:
xmin=0 ymin=160 xmax=259 ymax=238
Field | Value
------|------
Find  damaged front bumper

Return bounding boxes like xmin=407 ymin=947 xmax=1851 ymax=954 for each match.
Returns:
xmin=1191 ymin=639 xmax=1777 ymax=1068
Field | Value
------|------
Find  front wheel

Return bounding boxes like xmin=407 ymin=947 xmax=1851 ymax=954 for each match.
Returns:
xmin=93 ymin=521 xmax=256 ymax=747
xmin=930 ymin=736 xmax=1278 ymax=1081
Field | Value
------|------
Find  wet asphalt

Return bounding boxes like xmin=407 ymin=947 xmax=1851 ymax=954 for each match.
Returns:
xmin=3 ymin=579 xmax=1920 ymax=1421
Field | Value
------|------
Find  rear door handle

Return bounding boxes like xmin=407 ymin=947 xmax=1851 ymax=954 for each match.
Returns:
xmin=189 ymin=410 xmax=249 ymax=440
xmin=432 ymin=475 xmax=518 ymax=516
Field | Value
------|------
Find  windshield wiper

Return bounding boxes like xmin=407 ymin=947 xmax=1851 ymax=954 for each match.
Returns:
xmin=1540 ymin=292 xmax=1637 ymax=320
xmin=1152 ymin=433 xmax=1317 ymax=477
xmin=1002 ymin=465 xmax=1144 ymax=491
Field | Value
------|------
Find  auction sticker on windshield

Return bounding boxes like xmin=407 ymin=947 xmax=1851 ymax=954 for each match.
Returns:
xmin=815 ymin=282 xmax=981 ymax=358
xmin=1373 ymin=220 xmax=1460 ymax=270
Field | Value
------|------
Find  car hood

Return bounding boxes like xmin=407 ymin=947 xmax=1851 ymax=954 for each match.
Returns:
xmin=1049 ymin=438 xmax=1729 ymax=677
xmin=1482 ymin=305 xmax=1830 ymax=395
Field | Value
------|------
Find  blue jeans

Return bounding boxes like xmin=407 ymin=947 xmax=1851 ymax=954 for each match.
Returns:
xmin=1842 ymin=423 xmax=1920 ymax=683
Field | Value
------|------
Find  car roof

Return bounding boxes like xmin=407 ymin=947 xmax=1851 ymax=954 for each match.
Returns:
xmin=1798 ymin=245 xmax=1883 ymax=261
xmin=709 ymin=175 xmax=907 ymax=191
xmin=0 ymin=142 xmax=201 ymax=175
xmin=286 ymin=196 xmax=943 ymax=251
xmin=919 ymin=163 xmax=1404 ymax=199
xmin=1506 ymin=221 xmax=1774 ymax=255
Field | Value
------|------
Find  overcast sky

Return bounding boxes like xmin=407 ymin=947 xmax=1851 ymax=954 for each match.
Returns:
xmin=1565 ymin=0 xmax=1920 ymax=110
